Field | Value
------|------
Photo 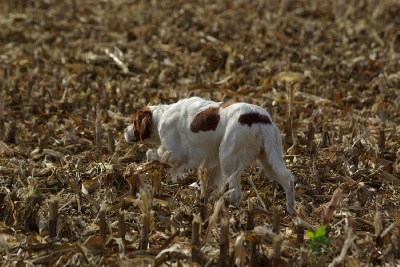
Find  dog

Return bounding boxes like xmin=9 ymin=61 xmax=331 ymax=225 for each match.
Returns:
xmin=124 ymin=97 xmax=295 ymax=214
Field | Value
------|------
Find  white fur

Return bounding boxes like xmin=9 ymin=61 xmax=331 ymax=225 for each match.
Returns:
xmin=125 ymin=97 xmax=295 ymax=214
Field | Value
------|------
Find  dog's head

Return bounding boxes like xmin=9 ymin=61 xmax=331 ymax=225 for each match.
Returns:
xmin=124 ymin=107 xmax=152 ymax=142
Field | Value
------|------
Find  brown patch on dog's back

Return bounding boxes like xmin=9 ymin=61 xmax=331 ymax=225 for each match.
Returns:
xmin=220 ymin=102 xmax=235 ymax=108
xmin=190 ymin=107 xmax=220 ymax=133
xmin=238 ymin=112 xmax=271 ymax=127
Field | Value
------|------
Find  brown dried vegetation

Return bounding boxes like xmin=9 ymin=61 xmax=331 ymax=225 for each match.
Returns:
xmin=0 ymin=0 xmax=400 ymax=266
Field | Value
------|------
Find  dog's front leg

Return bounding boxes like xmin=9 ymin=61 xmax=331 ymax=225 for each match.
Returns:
xmin=146 ymin=148 xmax=160 ymax=162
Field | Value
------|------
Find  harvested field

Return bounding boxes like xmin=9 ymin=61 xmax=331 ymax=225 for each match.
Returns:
xmin=0 ymin=0 xmax=400 ymax=266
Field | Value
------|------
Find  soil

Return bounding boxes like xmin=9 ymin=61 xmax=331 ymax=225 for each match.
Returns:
xmin=0 ymin=0 xmax=399 ymax=266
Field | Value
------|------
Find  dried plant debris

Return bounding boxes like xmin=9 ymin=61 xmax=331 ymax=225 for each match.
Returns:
xmin=0 ymin=0 xmax=399 ymax=266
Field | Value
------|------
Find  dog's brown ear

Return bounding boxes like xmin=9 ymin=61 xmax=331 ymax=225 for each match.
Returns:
xmin=137 ymin=108 xmax=152 ymax=141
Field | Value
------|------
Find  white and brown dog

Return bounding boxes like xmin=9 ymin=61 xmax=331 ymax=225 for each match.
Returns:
xmin=125 ymin=97 xmax=295 ymax=214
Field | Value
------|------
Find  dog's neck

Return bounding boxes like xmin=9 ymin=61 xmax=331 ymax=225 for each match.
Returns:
xmin=147 ymin=104 xmax=169 ymax=144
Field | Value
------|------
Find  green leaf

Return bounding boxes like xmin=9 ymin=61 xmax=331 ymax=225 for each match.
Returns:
xmin=306 ymin=230 xmax=316 ymax=239
xmin=310 ymin=243 xmax=318 ymax=252
xmin=35 ymin=188 xmax=42 ymax=195
xmin=314 ymin=225 xmax=327 ymax=238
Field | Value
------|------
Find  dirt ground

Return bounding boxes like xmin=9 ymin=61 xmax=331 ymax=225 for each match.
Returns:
xmin=0 ymin=0 xmax=400 ymax=266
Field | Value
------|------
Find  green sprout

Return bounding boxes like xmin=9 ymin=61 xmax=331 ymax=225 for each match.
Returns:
xmin=306 ymin=225 xmax=332 ymax=266
xmin=35 ymin=188 xmax=42 ymax=195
